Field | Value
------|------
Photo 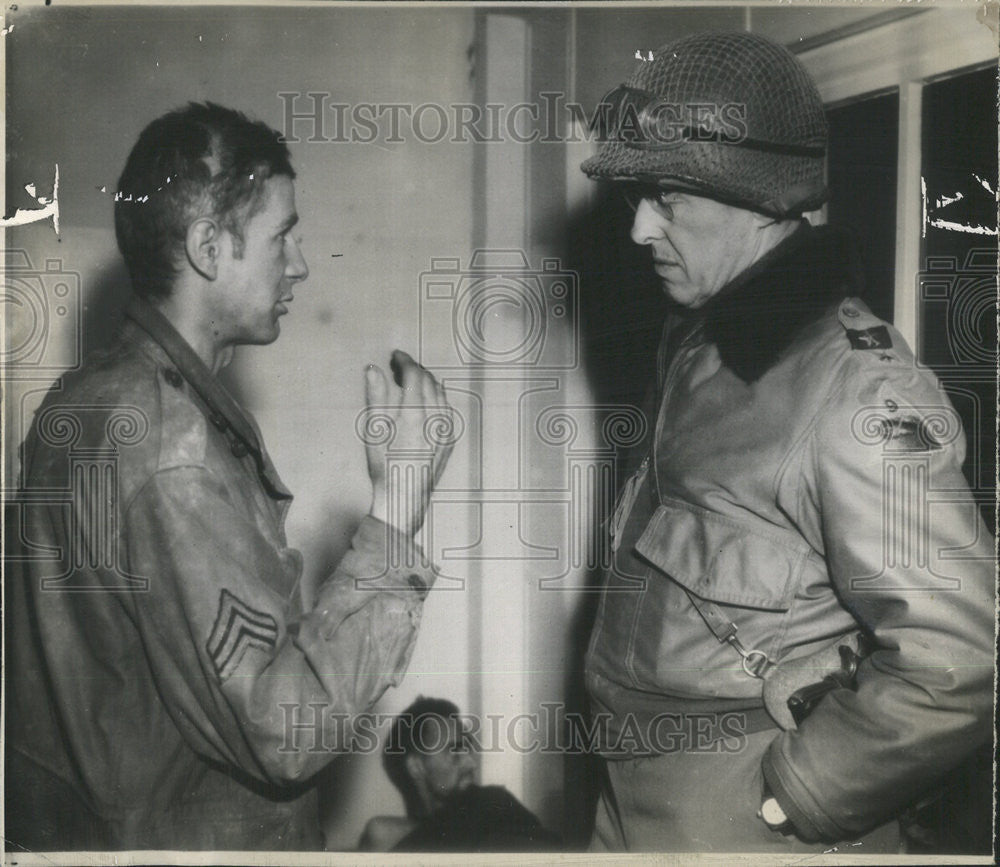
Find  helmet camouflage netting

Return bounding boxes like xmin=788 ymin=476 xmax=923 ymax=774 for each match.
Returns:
xmin=581 ymin=31 xmax=828 ymax=217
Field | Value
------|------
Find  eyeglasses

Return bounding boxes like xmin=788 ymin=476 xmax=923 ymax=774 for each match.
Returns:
xmin=622 ymin=183 xmax=680 ymax=218
xmin=596 ymin=84 xmax=825 ymax=156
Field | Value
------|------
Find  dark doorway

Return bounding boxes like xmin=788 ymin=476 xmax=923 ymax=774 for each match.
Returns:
xmin=826 ymin=89 xmax=900 ymax=323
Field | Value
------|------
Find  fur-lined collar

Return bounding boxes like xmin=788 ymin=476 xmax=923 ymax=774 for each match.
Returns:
xmin=698 ymin=223 xmax=865 ymax=383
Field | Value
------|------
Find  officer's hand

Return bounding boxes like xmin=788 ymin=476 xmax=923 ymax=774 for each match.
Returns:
xmin=363 ymin=350 xmax=454 ymax=537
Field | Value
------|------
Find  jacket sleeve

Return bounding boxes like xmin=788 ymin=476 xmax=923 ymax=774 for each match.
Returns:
xmin=762 ymin=358 xmax=996 ymax=841
xmin=123 ymin=464 xmax=435 ymax=786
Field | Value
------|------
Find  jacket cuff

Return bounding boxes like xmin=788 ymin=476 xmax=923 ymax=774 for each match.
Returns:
xmin=761 ymin=741 xmax=830 ymax=843
xmin=349 ymin=515 xmax=437 ymax=598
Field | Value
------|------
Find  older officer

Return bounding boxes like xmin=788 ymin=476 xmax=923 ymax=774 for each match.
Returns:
xmin=6 ymin=103 xmax=452 ymax=850
xmin=581 ymin=32 xmax=995 ymax=852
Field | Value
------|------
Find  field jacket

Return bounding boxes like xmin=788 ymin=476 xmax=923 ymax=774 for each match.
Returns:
xmin=6 ymin=297 xmax=435 ymax=850
xmin=586 ymin=225 xmax=996 ymax=841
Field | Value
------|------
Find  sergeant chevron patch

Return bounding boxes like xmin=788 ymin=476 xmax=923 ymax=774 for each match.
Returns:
xmin=207 ymin=589 xmax=278 ymax=680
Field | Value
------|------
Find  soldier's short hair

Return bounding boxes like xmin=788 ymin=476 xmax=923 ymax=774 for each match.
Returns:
xmin=114 ymin=102 xmax=295 ymax=300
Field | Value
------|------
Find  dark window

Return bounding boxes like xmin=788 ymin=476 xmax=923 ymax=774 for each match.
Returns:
xmin=920 ymin=65 xmax=998 ymax=529
xmin=826 ymin=90 xmax=900 ymax=323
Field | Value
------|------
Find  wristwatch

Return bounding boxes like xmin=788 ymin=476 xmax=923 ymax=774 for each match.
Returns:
xmin=760 ymin=796 xmax=789 ymax=829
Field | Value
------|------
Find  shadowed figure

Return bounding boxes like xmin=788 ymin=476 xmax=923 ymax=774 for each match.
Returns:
xmin=359 ymin=697 xmax=562 ymax=852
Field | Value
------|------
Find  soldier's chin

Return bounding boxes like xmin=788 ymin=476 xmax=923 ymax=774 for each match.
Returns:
xmin=243 ymin=324 xmax=281 ymax=346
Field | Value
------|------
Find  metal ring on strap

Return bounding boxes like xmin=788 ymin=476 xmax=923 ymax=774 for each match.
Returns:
xmin=741 ymin=649 xmax=773 ymax=679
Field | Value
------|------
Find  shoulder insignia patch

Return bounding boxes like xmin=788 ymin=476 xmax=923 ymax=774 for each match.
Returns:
xmin=846 ymin=325 xmax=892 ymax=350
xmin=885 ymin=417 xmax=942 ymax=452
xmin=207 ymin=588 xmax=279 ymax=680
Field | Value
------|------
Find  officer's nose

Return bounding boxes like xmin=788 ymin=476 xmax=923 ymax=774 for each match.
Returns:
xmin=630 ymin=198 xmax=665 ymax=246
xmin=286 ymin=236 xmax=309 ymax=283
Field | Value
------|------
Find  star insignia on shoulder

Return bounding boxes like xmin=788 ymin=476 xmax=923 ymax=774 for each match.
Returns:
xmin=846 ymin=325 xmax=892 ymax=351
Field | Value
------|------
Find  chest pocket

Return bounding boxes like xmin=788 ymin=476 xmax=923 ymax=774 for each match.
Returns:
xmin=636 ymin=497 xmax=808 ymax=611
xmin=623 ymin=496 xmax=814 ymax=699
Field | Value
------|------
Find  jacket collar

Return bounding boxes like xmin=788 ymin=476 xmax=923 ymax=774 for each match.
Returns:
xmin=125 ymin=296 xmax=292 ymax=499
xmin=697 ymin=223 xmax=864 ymax=383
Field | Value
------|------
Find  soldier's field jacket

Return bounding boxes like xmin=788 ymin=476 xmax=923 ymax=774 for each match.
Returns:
xmin=6 ymin=298 xmax=435 ymax=850
xmin=586 ymin=225 xmax=995 ymax=842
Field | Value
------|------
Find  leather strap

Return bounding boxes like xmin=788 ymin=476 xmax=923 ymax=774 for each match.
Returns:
xmin=682 ymin=589 xmax=775 ymax=679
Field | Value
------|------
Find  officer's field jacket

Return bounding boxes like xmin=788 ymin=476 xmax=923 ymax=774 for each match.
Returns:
xmin=586 ymin=225 xmax=995 ymax=842
xmin=6 ymin=298 xmax=435 ymax=850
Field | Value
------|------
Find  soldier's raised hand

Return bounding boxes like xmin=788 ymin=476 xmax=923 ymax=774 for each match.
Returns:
xmin=363 ymin=350 xmax=454 ymax=537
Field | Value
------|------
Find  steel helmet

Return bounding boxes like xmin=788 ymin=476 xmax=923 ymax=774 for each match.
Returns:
xmin=581 ymin=31 xmax=828 ymax=217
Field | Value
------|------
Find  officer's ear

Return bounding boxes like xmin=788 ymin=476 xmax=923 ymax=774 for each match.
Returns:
xmin=750 ymin=210 xmax=778 ymax=228
xmin=186 ymin=217 xmax=222 ymax=280
xmin=751 ymin=210 xmax=798 ymax=231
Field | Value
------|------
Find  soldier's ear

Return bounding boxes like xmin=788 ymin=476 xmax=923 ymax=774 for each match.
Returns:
xmin=186 ymin=217 xmax=221 ymax=280
xmin=405 ymin=754 xmax=425 ymax=785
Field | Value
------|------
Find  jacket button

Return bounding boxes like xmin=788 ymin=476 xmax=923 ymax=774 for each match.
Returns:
xmin=163 ymin=368 xmax=183 ymax=388
xmin=231 ymin=440 xmax=249 ymax=458
xmin=407 ymin=573 xmax=426 ymax=592
xmin=210 ymin=413 xmax=228 ymax=432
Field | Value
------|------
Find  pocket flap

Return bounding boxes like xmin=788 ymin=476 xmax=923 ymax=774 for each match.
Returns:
xmin=634 ymin=497 xmax=808 ymax=611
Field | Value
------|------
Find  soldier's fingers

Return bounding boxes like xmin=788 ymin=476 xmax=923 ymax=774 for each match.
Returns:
xmin=391 ymin=350 xmax=424 ymax=403
xmin=364 ymin=364 xmax=388 ymax=410
xmin=434 ymin=438 xmax=455 ymax=483
xmin=420 ymin=368 xmax=439 ymax=407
